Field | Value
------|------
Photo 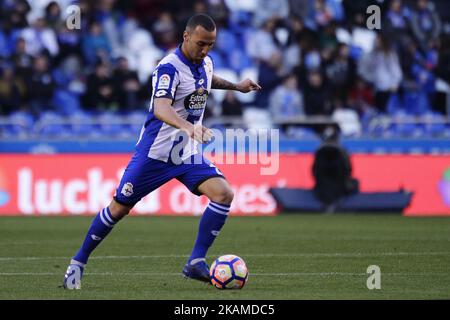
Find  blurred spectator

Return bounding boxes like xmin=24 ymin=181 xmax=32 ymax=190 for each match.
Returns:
xmin=288 ymin=0 xmax=309 ymax=21
xmin=269 ymin=73 xmax=304 ymax=117
xmin=56 ymin=24 xmax=82 ymax=63
xmin=303 ymin=70 xmax=331 ymax=116
xmin=152 ymin=12 xmax=178 ymax=51
xmin=26 ymin=54 xmax=56 ymax=115
xmin=247 ymin=17 xmax=280 ymax=62
xmin=348 ymin=76 xmax=375 ymax=115
xmin=112 ymin=57 xmax=140 ymax=111
xmin=44 ymin=1 xmax=63 ymax=31
xmin=410 ymin=0 xmax=441 ymax=50
xmin=255 ymin=50 xmax=284 ymax=109
xmin=252 ymin=0 xmax=289 ymax=28
xmin=221 ymin=90 xmax=243 ymax=116
xmin=83 ymin=60 xmax=117 ymax=112
xmin=10 ymin=37 xmax=33 ymax=80
xmin=325 ymin=43 xmax=356 ymax=103
xmin=94 ymin=0 xmax=131 ymax=59
xmin=0 ymin=63 xmax=26 ymax=115
xmin=0 ymin=0 xmax=448 ymax=137
xmin=82 ymin=21 xmax=112 ymax=67
xmin=358 ymin=33 xmax=403 ymax=113
xmin=20 ymin=15 xmax=59 ymax=57
xmin=207 ymin=0 xmax=229 ymax=27
xmin=305 ymin=0 xmax=334 ymax=31
xmin=384 ymin=0 xmax=413 ymax=49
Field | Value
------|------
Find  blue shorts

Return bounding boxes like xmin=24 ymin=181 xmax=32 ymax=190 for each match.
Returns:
xmin=114 ymin=152 xmax=226 ymax=206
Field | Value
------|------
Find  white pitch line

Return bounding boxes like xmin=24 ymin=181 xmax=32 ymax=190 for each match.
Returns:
xmin=1 ymin=251 xmax=450 ymax=262
xmin=0 ymin=272 xmax=447 ymax=277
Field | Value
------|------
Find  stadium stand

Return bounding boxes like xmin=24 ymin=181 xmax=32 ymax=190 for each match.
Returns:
xmin=0 ymin=0 xmax=449 ymax=150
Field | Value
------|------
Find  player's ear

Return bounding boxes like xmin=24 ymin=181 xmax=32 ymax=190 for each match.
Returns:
xmin=183 ymin=30 xmax=189 ymax=42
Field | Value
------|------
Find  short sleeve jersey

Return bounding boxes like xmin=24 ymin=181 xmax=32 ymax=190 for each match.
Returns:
xmin=136 ymin=45 xmax=214 ymax=162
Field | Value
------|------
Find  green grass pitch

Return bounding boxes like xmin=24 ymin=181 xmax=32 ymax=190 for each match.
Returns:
xmin=0 ymin=214 xmax=449 ymax=300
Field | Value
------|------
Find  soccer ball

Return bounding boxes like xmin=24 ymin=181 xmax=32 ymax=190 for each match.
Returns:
xmin=209 ymin=254 xmax=248 ymax=289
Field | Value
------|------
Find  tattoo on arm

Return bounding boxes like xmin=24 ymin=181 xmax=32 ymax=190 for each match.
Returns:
xmin=212 ymin=75 xmax=237 ymax=90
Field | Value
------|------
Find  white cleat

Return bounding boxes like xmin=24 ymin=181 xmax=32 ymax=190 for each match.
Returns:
xmin=63 ymin=264 xmax=84 ymax=290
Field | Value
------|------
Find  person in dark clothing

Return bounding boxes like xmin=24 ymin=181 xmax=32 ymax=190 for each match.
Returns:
xmin=112 ymin=57 xmax=141 ymax=111
xmin=303 ymin=69 xmax=332 ymax=115
xmin=312 ymin=127 xmax=359 ymax=207
xmin=83 ymin=60 xmax=117 ymax=111
xmin=26 ymin=54 xmax=56 ymax=115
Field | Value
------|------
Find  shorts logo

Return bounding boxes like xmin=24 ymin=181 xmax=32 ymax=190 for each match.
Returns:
xmin=158 ymin=74 xmax=171 ymax=89
xmin=198 ymin=79 xmax=204 ymax=86
xmin=121 ymin=182 xmax=134 ymax=197
xmin=155 ymin=89 xmax=167 ymax=97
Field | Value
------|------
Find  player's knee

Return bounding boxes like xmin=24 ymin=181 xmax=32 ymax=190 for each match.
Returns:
xmin=214 ymin=188 xmax=234 ymax=205
xmin=109 ymin=199 xmax=132 ymax=220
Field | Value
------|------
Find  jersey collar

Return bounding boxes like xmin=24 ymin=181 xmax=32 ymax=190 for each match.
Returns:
xmin=175 ymin=45 xmax=204 ymax=68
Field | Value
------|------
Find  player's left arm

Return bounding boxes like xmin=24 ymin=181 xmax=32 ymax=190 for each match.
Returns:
xmin=212 ymin=75 xmax=261 ymax=93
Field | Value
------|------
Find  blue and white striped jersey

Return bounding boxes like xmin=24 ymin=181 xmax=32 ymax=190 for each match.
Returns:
xmin=136 ymin=45 xmax=214 ymax=162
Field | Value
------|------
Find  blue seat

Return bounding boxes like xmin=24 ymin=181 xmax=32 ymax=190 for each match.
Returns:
xmin=69 ymin=110 xmax=95 ymax=137
xmin=215 ymin=30 xmax=238 ymax=55
xmin=208 ymin=50 xmax=226 ymax=69
xmin=2 ymin=111 xmax=34 ymax=138
xmin=97 ymin=111 xmax=127 ymax=137
xmin=403 ymin=91 xmax=431 ymax=115
xmin=125 ymin=110 xmax=147 ymax=135
xmin=227 ymin=49 xmax=252 ymax=73
xmin=38 ymin=111 xmax=70 ymax=138
xmin=423 ymin=111 xmax=446 ymax=137
xmin=53 ymin=89 xmax=82 ymax=116
xmin=391 ymin=111 xmax=419 ymax=137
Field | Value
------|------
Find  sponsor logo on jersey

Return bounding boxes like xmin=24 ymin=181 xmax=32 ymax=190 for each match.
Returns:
xmin=155 ymin=89 xmax=168 ymax=97
xmin=158 ymin=74 xmax=171 ymax=89
xmin=184 ymin=87 xmax=208 ymax=116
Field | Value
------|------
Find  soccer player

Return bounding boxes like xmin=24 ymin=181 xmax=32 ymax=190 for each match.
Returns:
xmin=63 ymin=13 xmax=261 ymax=289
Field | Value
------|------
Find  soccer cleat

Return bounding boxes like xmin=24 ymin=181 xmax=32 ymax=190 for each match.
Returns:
xmin=182 ymin=260 xmax=211 ymax=283
xmin=63 ymin=263 xmax=84 ymax=290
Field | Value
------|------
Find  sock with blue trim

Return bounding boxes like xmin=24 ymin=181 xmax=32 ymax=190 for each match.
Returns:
xmin=188 ymin=201 xmax=230 ymax=264
xmin=73 ymin=207 xmax=118 ymax=265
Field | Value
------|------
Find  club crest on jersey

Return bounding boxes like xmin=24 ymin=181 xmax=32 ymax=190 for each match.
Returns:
xmin=184 ymin=86 xmax=208 ymax=116
xmin=121 ymin=182 xmax=134 ymax=197
xmin=158 ymin=74 xmax=171 ymax=89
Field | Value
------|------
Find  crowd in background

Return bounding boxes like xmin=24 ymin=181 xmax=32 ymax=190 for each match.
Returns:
xmin=0 ymin=0 xmax=449 ymax=138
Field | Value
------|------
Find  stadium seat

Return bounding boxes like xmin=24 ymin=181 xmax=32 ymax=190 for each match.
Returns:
xmin=227 ymin=48 xmax=252 ymax=73
xmin=208 ymin=50 xmax=226 ymax=69
xmin=97 ymin=111 xmax=129 ymax=138
xmin=215 ymin=29 xmax=238 ymax=55
xmin=423 ymin=111 xmax=446 ymax=137
xmin=136 ymin=47 xmax=165 ymax=83
xmin=391 ymin=111 xmax=420 ymax=137
xmin=211 ymin=68 xmax=239 ymax=105
xmin=2 ymin=111 xmax=34 ymax=138
xmin=403 ymin=91 xmax=431 ymax=115
xmin=53 ymin=89 xmax=82 ymax=116
xmin=125 ymin=110 xmax=147 ymax=135
xmin=37 ymin=111 xmax=71 ymax=138
xmin=243 ymin=107 xmax=273 ymax=129
xmin=69 ymin=110 xmax=96 ymax=137
xmin=127 ymin=28 xmax=155 ymax=53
